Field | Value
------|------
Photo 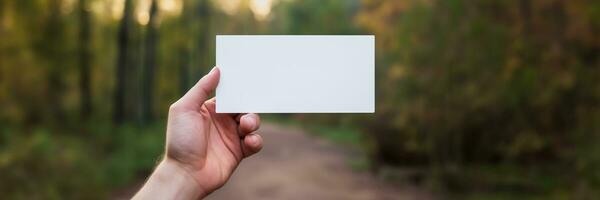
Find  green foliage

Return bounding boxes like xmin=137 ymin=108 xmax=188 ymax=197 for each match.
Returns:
xmin=0 ymin=122 xmax=165 ymax=199
xmin=357 ymin=0 xmax=600 ymax=197
xmin=269 ymin=0 xmax=360 ymax=34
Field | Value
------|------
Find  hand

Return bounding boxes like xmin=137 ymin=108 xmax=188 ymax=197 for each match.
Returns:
xmin=133 ymin=67 xmax=263 ymax=199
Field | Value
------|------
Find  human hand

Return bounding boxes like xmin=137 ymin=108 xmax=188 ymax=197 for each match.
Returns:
xmin=134 ymin=67 xmax=263 ymax=200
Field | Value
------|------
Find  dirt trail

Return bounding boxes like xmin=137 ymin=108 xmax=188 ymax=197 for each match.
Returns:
xmin=114 ymin=123 xmax=432 ymax=200
xmin=207 ymin=123 xmax=431 ymax=200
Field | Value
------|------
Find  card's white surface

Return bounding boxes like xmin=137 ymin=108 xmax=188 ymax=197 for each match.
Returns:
xmin=216 ymin=35 xmax=374 ymax=113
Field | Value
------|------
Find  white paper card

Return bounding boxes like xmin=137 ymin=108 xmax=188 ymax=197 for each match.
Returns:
xmin=216 ymin=35 xmax=374 ymax=113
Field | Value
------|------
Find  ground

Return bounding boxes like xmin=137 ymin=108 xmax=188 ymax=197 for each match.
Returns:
xmin=113 ymin=123 xmax=433 ymax=200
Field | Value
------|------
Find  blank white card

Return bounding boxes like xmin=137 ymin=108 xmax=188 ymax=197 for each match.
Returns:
xmin=216 ymin=35 xmax=374 ymax=113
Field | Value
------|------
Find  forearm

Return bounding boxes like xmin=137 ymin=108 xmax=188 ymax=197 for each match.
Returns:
xmin=133 ymin=159 xmax=206 ymax=200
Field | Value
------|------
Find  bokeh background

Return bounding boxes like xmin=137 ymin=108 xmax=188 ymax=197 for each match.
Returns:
xmin=1 ymin=0 xmax=599 ymax=199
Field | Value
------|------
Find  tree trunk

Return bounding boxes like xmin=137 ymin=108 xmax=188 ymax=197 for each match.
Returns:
xmin=114 ymin=0 xmax=132 ymax=124
xmin=178 ymin=48 xmax=190 ymax=96
xmin=45 ymin=0 xmax=66 ymax=123
xmin=141 ymin=0 xmax=159 ymax=122
xmin=178 ymin=0 xmax=193 ymax=95
xmin=196 ymin=0 xmax=212 ymax=76
xmin=78 ymin=0 xmax=92 ymax=120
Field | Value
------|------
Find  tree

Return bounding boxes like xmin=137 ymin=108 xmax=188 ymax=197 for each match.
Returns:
xmin=141 ymin=0 xmax=159 ymax=122
xmin=114 ymin=0 xmax=133 ymax=124
xmin=196 ymin=0 xmax=212 ymax=78
xmin=78 ymin=0 xmax=92 ymax=120
xmin=357 ymin=0 xmax=600 ymax=195
xmin=43 ymin=0 xmax=68 ymax=123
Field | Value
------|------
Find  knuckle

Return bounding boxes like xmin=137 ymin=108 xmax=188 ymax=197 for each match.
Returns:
xmin=169 ymin=102 xmax=183 ymax=113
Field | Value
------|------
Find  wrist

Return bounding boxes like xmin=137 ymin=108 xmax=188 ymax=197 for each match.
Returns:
xmin=133 ymin=158 xmax=206 ymax=200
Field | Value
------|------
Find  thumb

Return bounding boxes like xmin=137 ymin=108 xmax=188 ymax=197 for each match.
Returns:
xmin=174 ymin=67 xmax=220 ymax=110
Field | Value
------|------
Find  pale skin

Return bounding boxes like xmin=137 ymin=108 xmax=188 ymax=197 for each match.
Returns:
xmin=133 ymin=67 xmax=263 ymax=200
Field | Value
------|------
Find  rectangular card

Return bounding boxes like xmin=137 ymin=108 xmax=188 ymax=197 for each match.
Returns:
xmin=216 ymin=35 xmax=374 ymax=113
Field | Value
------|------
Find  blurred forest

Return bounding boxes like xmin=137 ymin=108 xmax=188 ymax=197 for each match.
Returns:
xmin=0 ymin=0 xmax=599 ymax=199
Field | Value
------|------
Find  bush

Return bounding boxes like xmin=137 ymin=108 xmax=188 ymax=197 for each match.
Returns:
xmin=0 ymin=122 xmax=165 ymax=199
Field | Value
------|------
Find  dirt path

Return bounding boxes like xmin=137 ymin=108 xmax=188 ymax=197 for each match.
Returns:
xmin=114 ymin=123 xmax=433 ymax=200
xmin=207 ymin=123 xmax=431 ymax=200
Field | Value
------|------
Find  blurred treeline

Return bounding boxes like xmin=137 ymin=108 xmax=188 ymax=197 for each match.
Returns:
xmin=0 ymin=0 xmax=599 ymax=199
xmin=356 ymin=0 xmax=600 ymax=198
